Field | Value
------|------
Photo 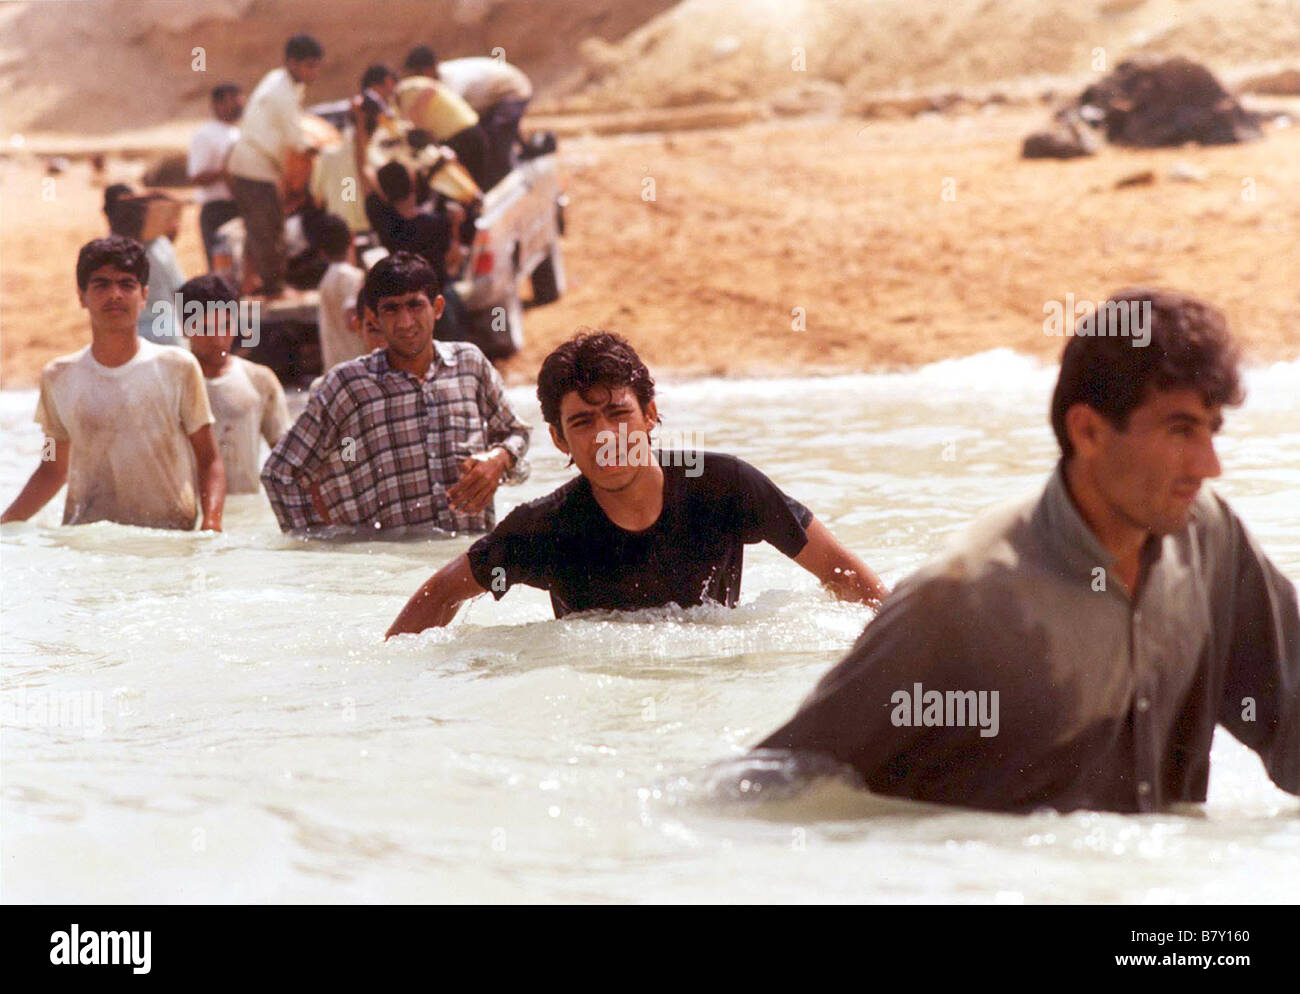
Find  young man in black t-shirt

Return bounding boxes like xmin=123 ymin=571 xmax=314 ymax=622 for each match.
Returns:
xmin=386 ymin=331 xmax=888 ymax=635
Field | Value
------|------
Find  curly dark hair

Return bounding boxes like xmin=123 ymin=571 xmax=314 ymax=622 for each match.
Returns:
xmin=537 ymin=330 xmax=656 ymax=430
xmin=1050 ymin=287 xmax=1244 ymax=460
xmin=76 ymin=235 xmax=148 ymax=290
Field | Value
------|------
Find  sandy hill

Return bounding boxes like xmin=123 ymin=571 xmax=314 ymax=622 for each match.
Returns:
xmin=556 ymin=0 xmax=1300 ymax=112
xmin=3 ymin=0 xmax=1299 ymax=140
xmin=0 ymin=0 xmax=677 ymax=137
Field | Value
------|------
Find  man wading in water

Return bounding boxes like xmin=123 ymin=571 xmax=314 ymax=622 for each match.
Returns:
xmin=2 ymin=236 xmax=225 ymax=530
xmin=753 ymin=288 xmax=1298 ymax=814
xmin=386 ymin=330 xmax=889 ymax=635
xmin=261 ymin=251 xmax=531 ymax=534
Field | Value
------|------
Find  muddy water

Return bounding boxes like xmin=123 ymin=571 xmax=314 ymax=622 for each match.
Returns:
xmin=2 ymin=350 xmax=1297 ymax=902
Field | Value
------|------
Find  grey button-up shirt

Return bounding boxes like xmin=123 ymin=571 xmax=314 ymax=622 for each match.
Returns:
xmin=758 ymin=466 xmax=1299 ymax=813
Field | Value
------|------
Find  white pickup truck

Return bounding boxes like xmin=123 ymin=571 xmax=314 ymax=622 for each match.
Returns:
xmin=453 ymin=145 xmax=567 ymax=358
xmin=248 ymin=126 xmax=566 ymax=382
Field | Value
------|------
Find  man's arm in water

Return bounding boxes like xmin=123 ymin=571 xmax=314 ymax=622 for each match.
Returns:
xmin=386 ymin=553 xmax=488 ymax=638
xmin=0 ymin=438 xmax=70 ymax=523
xmin=793 ymin=517 xmax=889 ymax=607
xmin=189 ymin=424 xmax=226 ymax=532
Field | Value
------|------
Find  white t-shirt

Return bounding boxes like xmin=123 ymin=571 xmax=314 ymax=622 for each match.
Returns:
xmin=317 ymin=261 xmax=366 ymax=372
xmin=204 ymin=356 xmax=290 ymax=494
xmin=188 ymin=119 xmax=240 ymax=203
xmin=309 ymin=128 xmax=369 ymax=234
xmin=228 ymin=67 xmax=306 ymax=184
xmin=33 ymin=340 xmax=215 ymax=529
xmin=139 ymin=236 xmax=186 ymax=344
xmin=438 ymin=58 xmax=532 ymax=113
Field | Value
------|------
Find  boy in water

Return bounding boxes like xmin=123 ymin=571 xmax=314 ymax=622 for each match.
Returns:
xmin=179 ymin=274 xmax=290 ymax=494
xmin=386 ymin=330 xmax=888 ymax=634
xmin=2 ymin=237 xmax=224 ymax=529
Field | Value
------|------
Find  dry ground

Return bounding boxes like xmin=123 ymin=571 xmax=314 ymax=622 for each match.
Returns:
xmin=3 ymin=105 xmax=1298 ymax=387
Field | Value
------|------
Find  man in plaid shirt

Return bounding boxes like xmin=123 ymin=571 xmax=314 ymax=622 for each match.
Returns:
xmin=262 ymin=252 xmax=530 ymax=533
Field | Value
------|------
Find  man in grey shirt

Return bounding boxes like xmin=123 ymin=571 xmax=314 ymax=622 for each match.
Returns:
xmin=756 ymin=287 xmax=1298 ymax=813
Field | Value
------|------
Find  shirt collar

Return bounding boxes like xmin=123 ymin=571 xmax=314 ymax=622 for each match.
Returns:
xmin=369 ymin=340 xmax=458 ymax=380
xmin=1035 ymin=461 xmax=1165 ymax=590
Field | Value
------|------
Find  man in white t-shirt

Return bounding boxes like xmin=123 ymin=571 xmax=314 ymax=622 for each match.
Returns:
xmin=2 ymin=237 xmax=226 ymax=530
xmin=188 ymin=83 xmax=244 ymax=270
xmin=315 ymin=214 xmax=367 ymax=372
xmin=179 ymin=274 xmax=290 ymax=494
xmin=227 ymin=34 xmax=324 ymax=298
xmin=438 ymin=55 xmax=533 ymax=189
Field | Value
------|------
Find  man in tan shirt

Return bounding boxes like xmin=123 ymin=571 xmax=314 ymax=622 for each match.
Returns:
xmin=2 ymin=237 xmax=226 ymax=530
xmin=227 ymin=33 xmax=324 ymax=298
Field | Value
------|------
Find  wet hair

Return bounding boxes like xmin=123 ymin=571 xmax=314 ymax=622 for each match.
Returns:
xmin=360 ymin=63 xmax=396 ymax=91
xmin=316 ymin=213 xmax=352 ymax=260
xmin=1051 ymin=287 xmax=1245 ymax=460
xmin=537 ymin=330 xmax=656 ymax=430
xmin=362 ymin=251 xmax=441 ymax=308
xmin=76 ymin=235 xmax=148 ymax=290
xmin=376 ymin=160 xmax=413 ymax=202
xmin=404 ymin=45 xmax=437 ymax=73
xmin=211 ymin=82 xmax=241 ymax=103
xmin=178 ymin=273 xmax=239 ymax=309
xmin=285 ymin=34 xmax=324 ymax=62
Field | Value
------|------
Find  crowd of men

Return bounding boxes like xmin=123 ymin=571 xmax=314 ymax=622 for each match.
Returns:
xmin=1 ymin=32 xmax=1294 ymax=818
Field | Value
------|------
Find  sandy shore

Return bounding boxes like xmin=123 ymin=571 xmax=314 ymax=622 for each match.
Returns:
xmin=3 ymin=105 xmax=1299 ymax=388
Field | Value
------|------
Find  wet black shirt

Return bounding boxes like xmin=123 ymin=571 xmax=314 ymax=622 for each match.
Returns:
xmin=466 ymin=451 xmax=814 ymax=617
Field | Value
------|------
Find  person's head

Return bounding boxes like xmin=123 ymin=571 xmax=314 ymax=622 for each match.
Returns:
xmin=211 ymin=82 xmax=244 ymax=123
xmin=285 ymin=34 xmax=324 ymax=84
xmin=103 ymin=183 xmax=137 ymax=235
xmin=537 ymin=330 xmax=658 ymax=488
xmin=177 ymin=273 xmax=241 ymax=363
xmin=316 ymin=213 xmax=353 ymax=263
xmin=1051 ymin=287 xmax=1245 ymax=536
xmin=403 ymin=45 xmax=437 ymax=77
xmin=361 ymin=252 xmax=444 ymax=360
xmin=360 ymin=63 xmax=397 ymax=101
xmin=75 ymin=236 xmax=149 ymax=332
xmin=355 ymin=285 xmax=386 ymax=351
xmin=376 ymin=160 xmax=414 ymax=203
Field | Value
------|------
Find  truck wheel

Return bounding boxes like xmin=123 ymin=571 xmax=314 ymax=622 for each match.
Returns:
xmin=531 ymin=244 xmax=566 ymax=305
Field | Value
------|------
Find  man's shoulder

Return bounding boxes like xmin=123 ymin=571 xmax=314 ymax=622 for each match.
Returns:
xmin=146 ymin=340 xmax=202 ymax=375
xmin=497 ymin=475 xmax=589 ymax=535
xmin=670 ymin=450 xmax=766 ymax=492
xmin=316 ymin=354 xmax=379 ymax=396
xmin=318 ymin=263 xmax=364 ymax=297
xmin=42 ymin=345 xmax=92 ymax=373
xmin=440 ymin=340 xmax=491 ymax=370
xmin=233 ymin=355 xmax=282 ymax=391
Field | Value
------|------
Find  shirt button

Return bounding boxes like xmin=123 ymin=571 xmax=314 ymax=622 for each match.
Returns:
xmin=1137 ymin=781 xmax=1152 ymax=796
xmin=1136 ymin=697 xmax=1151 ymax=712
